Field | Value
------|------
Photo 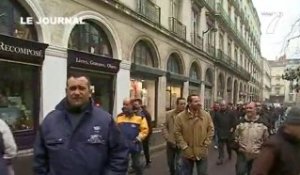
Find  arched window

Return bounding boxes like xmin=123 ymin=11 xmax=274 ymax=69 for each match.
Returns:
xmin=167 ymin=53 xmax=182 ymax=74
xmin=190 ymin=63 xmax=199 ymax=80
xmin=0 ymin=0 xmax=37 ymax=40
xmin=205 ymin=68 xmax=213 ymax=84
xmin=68 ymin=20 xmax=112 ymax=57
xmin=132 ymin=41 xmax=155 ymax=67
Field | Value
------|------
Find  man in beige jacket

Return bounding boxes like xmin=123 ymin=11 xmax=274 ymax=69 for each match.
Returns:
xmin=174 ymin=94 xmax=214 ymax=175
xmin=162 ymin=97 xmax=186 ymax=175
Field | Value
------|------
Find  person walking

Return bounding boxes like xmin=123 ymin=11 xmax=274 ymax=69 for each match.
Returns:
xmin=214 ymin=100 xmax=237 ymax=165
xmin=250 ymin=106 xmax=300 ymax=175
xmin=210 ymin=102 xmax=220 ymax=149
xmin=162 ymin=97 xmax=186 ymax=175
xmin=0 ymin=118 xmax=17 ymax=175
xmin=116 ymin=98 xmax=149 ymax=175
xmin=132 ymin=98 xmax=152 ymax=168
xmin=234 ymin=102 xmax=269 ymax=175
xmin=174 ymin=94 xmax=214 ymax=175
xmin=33 ymin=75 xmax=129 ymax=175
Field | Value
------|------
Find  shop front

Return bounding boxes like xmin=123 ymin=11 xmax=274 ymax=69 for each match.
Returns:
xmin=189 ymin=62 xmax=201 ymax=95
xmin=67 ymin=50 xmax=120 ymax=114
xmin=129 ymin=40 xmax=164 ymax=125
xmin=0 ymin=34 xmax=48 ymax=149
xmin=130 ymin=64 xmax=165 ymax=125
xmin=166 ymin=73 xmax=188 ymax=110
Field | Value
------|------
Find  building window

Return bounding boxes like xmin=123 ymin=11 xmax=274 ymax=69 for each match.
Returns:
xmin=227 ymin=39 xmax=232 ymax=57
xmin=0 ymin=62 xmax=39 ymax=132
xmin=68 ymin=20 xmax=113 ymax=57
xmin=219 ymin=32 xmax=224 ymax=51
xmin=133 ymin=41 xmax=155 ymax=67
xmin=130 ymin=79 xmax=156 ymax=121
xmin=190 ymin=63 xmax=199 ymax=80
xmin=170 ymin=0 xmax=179 ymax=19
xmin=167 ymin=53 xmax=182 ymax=74
xmin=0 ymin=0 xmax=37 ymax=40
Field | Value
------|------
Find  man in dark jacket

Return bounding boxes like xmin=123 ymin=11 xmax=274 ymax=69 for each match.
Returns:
xmin=33 ymin=75 xmax=129 ymax=175
xmin=251 ymin=106 xmax=300 ymax=175
xmin=132 ymin=99 xmax=152 ymax=167
xmin=214 ymin=100 xmax=237 ymax=165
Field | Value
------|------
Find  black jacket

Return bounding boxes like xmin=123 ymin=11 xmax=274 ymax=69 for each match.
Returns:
xmin=214 ymin=110 xmax=237 ymax=139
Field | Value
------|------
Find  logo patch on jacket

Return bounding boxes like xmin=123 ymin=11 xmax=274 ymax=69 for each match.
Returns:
xmin=93 ymin=126 xmax=101 ymax=133
xmin=88 ymin=134 xmax=105 ymax=144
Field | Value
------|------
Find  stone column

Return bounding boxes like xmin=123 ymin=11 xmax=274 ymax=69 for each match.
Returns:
xmin=41 ymin=46 xmax=67 ymax=120
xmin=113 ymin=60 xmax=131 ymax=117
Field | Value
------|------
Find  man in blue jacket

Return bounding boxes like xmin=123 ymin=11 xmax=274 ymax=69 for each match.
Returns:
xmin=33 ymin=74 xmax=129 ymax=175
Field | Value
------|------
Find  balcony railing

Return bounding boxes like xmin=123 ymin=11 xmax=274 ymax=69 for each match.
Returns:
xmin=169 ymin=17 xmax=186 ymax=40
xmin=216 ymin=49 xmax=251 ymax=81
xmin=137 ymin=0 xmax=161 ymax=24
xmin=191 ymin=33 xmax=203 ymax=50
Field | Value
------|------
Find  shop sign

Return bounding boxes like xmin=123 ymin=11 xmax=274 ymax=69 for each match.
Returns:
xmin=68 ymin=49 xmax=120 ymax=73
xmin=0 ymin=34 xmax=48 ymax=64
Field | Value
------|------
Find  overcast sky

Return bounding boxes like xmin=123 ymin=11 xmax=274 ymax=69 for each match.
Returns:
xmin=252 ymin=0 xmax=300 ymax=60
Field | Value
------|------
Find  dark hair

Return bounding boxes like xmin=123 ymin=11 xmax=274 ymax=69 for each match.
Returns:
xmin=66 ymin=74 xmax=91 ymax=87
xmin=176 ymin=97 xmax=186 ymax=105
xmin=132 ymin=98 xmax=143 ymax=105
xmin=187 ymin=94 xmax=199 ymax=103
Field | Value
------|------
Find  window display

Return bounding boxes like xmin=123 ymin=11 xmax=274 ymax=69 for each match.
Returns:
xmin=0 ymin=61 xmax=39 ymax=132
xmin=130 ymin=79 xmax=156 ymax=121
xmin=166 ymin=83 xmax=182 ymax=110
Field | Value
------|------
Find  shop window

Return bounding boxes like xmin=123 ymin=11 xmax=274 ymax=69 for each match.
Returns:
xmin=132 ymin=41 xmax=155 ymax=67
xmin=130 ymin=79 xmax=156 ymax=121
xmin=166 ymin=84 xmax=182 ymax=110
xmin=167 ymin=53 xmax=182 ymax=74
xmin=0 ymin=61 xmax=39 ymax=132
xmin=68 ymin=20 xmax=112 ymax=57
xmin=0 ymin=0 xmax=37 ymax=40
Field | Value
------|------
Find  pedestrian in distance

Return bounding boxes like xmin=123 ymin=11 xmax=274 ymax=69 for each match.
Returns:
xmin=251 ymin=106 xmax=300 ymax=175
xmin=174 ymin=94 xmax=214 ymax=175
xmin=234 ymin=102 xmax=269 ymax=175
xmin=214 ymin=100 xmax=237 ymax=165
xmin=162 ymin=97 xmax=186 ymax=175
xmin=33 ymin=74 xmax=129 ymax=175
xmin=132 ymin=98 xmax=153 ymax=168
xmin=116 ymin=98 xmax=149 ymax=175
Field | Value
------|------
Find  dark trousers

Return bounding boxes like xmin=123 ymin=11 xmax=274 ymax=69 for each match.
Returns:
xmin=166 ymin=143 xmax=180 ymax=175
xmin=218 ymin=138 xmax=232 ymax=160
xmin=177 ymin=157 xmax=208 ymax=175
xmin=142 ymin=137 xmax=151 ymax=164
xmin=131 ymin=152 xmax=143 ymax=175
xmin=236 ymin=152 xmax=254 ymax=175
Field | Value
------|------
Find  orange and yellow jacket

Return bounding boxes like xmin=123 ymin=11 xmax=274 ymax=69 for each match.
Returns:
xmin=115 ymin=113 xmax=149 ymax=142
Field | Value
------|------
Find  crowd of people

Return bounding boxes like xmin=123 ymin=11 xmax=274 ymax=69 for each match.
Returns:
xmin=0 ymin=74 xmax=299 ymax=175
xmin=163 ymin=95 xmax=300 ymax=175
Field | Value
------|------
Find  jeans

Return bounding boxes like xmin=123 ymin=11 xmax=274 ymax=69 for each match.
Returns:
xmin=178 ymin=156 xmax=208 ymax=175
xmin=131 ymin=152 xmax=144 ymax=175
xmin=218 ymin=138 xmax=232 ymax=160
xmin=236 ymin=152 xmax=254 ymax=175
xmin=166 ymin=143 xmax=180 ymax=175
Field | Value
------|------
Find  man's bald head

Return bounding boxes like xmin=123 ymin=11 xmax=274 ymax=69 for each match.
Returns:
xmin=220 ymin=100 xmax=227 ymax=111
xmin=123 ymin=98 xmax=133 ymax=110
xmin=246 ymin=102 xmax=257 ymax=118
